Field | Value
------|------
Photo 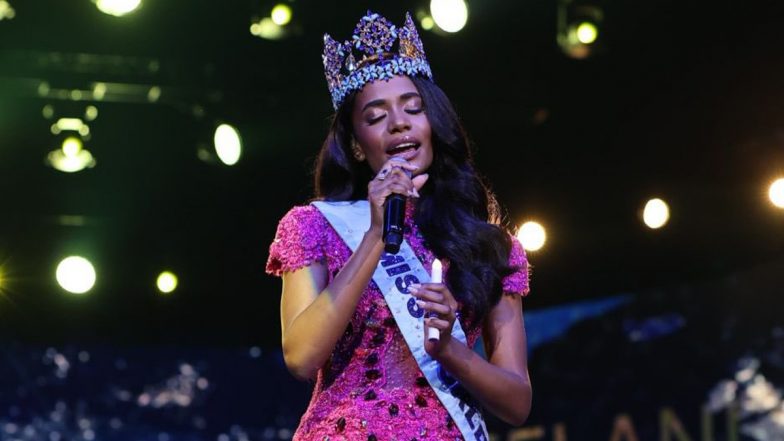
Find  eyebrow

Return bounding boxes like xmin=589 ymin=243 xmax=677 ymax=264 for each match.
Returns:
xmin=361 ymin=92 xmax=422 ymax=113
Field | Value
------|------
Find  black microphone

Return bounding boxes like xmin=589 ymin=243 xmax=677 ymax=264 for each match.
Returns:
xmin=382 ymin=159 xmax=411 ymax=254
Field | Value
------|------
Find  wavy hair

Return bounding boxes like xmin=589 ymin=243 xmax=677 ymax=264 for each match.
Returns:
xmin=314 ymin=76 xmax=515 ymax=322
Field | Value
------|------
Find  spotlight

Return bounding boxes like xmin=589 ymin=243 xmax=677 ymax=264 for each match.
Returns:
xmin=769 ymin=178 xmax=784 ymax=208
xmin=576 ymin=22 xmax=598 ymax=44
xmin=94 ymin=0 xmax=141 ymax=17
xmin=643 ymin=198 xmax=670 ymax=229
xmin=557 ymin=0 xmax=603 ymax=59
xmin=270 ymin=4 xmax=292 ymax=26
xmin=156 ymin=271 xmax=178 ymax=294
xmin=516 ymin=221 xmax=547 ymax=252
xmin=47 ymin=136 xmax=96 ymax=173
xmin=56 ymin=256 xmax=96 ymax=294
xmin=430 ymin=0 xmax=468 ymax=33
xmin=214 ymin=123 xmax=242 ymax=166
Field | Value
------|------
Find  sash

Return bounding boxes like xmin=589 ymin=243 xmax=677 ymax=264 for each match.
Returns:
xmin=312 ymin=200 xmax=489 ymax=441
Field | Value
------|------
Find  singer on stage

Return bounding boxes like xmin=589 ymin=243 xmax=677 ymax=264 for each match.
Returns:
xmin=266 ymin=11 xmax=532 ymax=440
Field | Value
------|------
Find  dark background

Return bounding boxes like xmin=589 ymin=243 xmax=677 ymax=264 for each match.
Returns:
xmin=1 ymin=0 xmax=783 ymax=349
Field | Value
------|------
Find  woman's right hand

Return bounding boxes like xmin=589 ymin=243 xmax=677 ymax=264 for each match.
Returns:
xmin=366 ymin=159 xmax=429 ymax=235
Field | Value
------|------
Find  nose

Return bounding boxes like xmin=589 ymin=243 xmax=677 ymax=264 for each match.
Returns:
xmin=387 ymin=108 xmax=411 ymax=133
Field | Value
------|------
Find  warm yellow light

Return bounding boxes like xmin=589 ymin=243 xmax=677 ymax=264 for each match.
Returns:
xmin=85 ymin=106 xmax=99 ymax=121
xmin=770 ymin=178 xmax=784 ymax=208
xmin=47 ymin=143 xmax=96 ymax=173
xmin=643 ymin=198 xmax=670 ymax=229
xmin=270 ymin=4 xmax=292 ymax=26
xmin=420 ymin=16 xmax=435 ymax=31
xmin=576 ymin=22 xmax=598 ymax=44
xmin=92 ymin=83 xmax=107 ymax=101
xmin=56 ymin=256 xmax=96 ymax=294
xmin=214 ymin=124 xmax=242 ymax=166
xmin=95 ymin=0 xmax=142 ymax=17
xmin=156 ymin=271 xmax=178 ymax=294
xmin=0 ymin=1 xmax=16 ymax=21
xmin=516 ymin=221 xmax=547 ymax=252
xmin=430 ymin=0 xmax=468 ymax=33
xmin=251 ymin=17 xmax=284 ymax=40
xmin=62 ymin=137 xmax=83 ymax=158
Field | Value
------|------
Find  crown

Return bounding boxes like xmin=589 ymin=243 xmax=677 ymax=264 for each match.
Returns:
xmin=322 ymin=11 xmax=433 ymax=110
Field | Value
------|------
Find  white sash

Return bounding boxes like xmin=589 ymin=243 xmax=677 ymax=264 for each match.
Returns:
xmin=312 ymin=200 xmax=489 ymax=441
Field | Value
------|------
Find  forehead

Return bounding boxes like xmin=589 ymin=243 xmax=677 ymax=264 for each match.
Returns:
xmin=354 ymin=75 xmax=419 ymax=108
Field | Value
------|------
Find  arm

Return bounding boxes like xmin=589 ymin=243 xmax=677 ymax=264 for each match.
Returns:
xmin=281 ymin=228 xmax=384 ymax=381
xmin=279 ymin=161 xmax=429 ymax=381
xmin=413 ymin=287 xmax=532 ymax=425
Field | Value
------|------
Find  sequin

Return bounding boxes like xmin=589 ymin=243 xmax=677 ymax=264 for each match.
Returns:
xmin=365 ymin=369 xmax=381 ymax=380
xmin=336 ymin=417 xmax=346 ymax=432
xmin=368 ymin=435 xmax=377 ymax=441
xmin=266 ymin=202 xmax=531 ymax=440
xmin=389 ymin=403 xmax=399 ymax=416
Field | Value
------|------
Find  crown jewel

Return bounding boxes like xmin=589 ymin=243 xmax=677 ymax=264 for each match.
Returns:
xmin=322 ymin=11 xmax=433 ymax=109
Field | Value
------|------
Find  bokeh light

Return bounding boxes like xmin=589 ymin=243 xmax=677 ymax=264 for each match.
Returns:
xmin=62 ymin=137 xmax=82 ymax=158
xmin=95 ymin=0 xmax=142 ymax=17
xmin=214 ymin=124 xmax=242 ymax=166
xmin=156 ymin=271 xmax=178 ymax=294
xmin=643 ymin=198 xmax=670 ymax=229
xmin=270 ymin=4 xmax=292 ymax=26
xmin=576 ymin=22 xmax=598 ymax=44
xmin=516 ymin=221 xmax=547 ymax=252
xmin=430 ymin=0 xmax=468 ymax=33
xmin=769 ymin=178 xmax=784 ymax=208
xmin=250 ymin=17 xmax=284 ymax=40
xmin=56 ymin=256 xmax=96 ymax=294
xmin=420 ymin=16 xmax=435 ymax=31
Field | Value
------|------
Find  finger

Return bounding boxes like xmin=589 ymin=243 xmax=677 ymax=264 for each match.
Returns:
xmin=385 ymin=159 xmax=419 ymax=172
xmin=412 ymin=173 xmax=429 ymax=191
xmin=409 ymin=287 xmax=444 ymax=303
xmin=415 ymin=300 xmax=452 ymax=315
xmin=425 ymin=317 xmax=452 ymax=331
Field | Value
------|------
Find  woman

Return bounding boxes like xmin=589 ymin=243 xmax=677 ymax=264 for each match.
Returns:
xmin=267 ymin=11 xmax=532 ymax=440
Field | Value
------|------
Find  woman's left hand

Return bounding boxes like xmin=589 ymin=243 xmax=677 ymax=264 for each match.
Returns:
xmin=410 ymin=283 xmax=459 ymax=358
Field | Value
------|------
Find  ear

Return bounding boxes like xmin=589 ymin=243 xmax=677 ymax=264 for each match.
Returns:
xmin=351 ymin=139 xmax=366 ymax=161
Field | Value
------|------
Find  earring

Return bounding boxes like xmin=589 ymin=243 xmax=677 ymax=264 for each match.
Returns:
xmin=352 ymin=140 xmax=366 ymax=161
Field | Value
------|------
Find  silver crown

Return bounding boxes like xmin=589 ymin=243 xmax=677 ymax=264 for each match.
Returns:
xmin=322 ymin=11 xmax=433 ymax=109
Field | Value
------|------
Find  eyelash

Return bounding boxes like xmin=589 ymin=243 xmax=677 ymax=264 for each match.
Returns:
xmin=367 ymin=108 xmax=424 ymax=125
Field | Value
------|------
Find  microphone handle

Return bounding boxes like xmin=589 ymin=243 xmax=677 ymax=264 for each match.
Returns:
xmin=383 ymin=194 xmax=406 ymax=254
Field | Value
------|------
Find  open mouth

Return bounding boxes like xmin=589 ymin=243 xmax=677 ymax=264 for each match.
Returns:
xmin=386 ymin=141 xmax=420 ymax=158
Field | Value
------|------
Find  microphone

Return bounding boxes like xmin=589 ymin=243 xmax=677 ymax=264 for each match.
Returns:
xmin=382 ymin=158 xmax=411 ymax=254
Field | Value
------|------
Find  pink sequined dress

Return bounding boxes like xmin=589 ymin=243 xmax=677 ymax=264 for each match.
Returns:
xmin=266 ymin=201 xmax=530 ymax=441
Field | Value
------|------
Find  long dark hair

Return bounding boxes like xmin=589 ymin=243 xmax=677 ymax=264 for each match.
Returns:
xmin=314 ymin=76 xmax=515 ymax=322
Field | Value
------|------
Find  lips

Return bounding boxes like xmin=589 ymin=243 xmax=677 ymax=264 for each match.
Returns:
xmin=386 ymin=137 xmax=421 ymax=159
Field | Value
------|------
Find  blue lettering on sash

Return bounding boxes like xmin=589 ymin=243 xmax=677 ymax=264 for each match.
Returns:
xmin=386 ymin=264 xmax=411 ymax=276
xmin=395 ymin=274 xmax=419 ymax=294
xmin=407 ymin=297 xmax=424 ymax=318
xmin=474 ymin=428 xmax=487 ymax=441
xmin=380 ymin=253 xmax=404 ymax=267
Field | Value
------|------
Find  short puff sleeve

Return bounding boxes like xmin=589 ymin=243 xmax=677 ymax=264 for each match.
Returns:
xmin=502 ymin=236 xmax=531 ymax=296
xmin=266 ymin=205 xmax=328 ymax=277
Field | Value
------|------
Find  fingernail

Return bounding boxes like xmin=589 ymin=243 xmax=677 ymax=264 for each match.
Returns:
xmin=416 ymin=300 xmax=426 ymax=308
xmin=408 ymin=286 xmax=419 ymax=294
xmin=412 ymin=188 xmax=420 ymax=198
